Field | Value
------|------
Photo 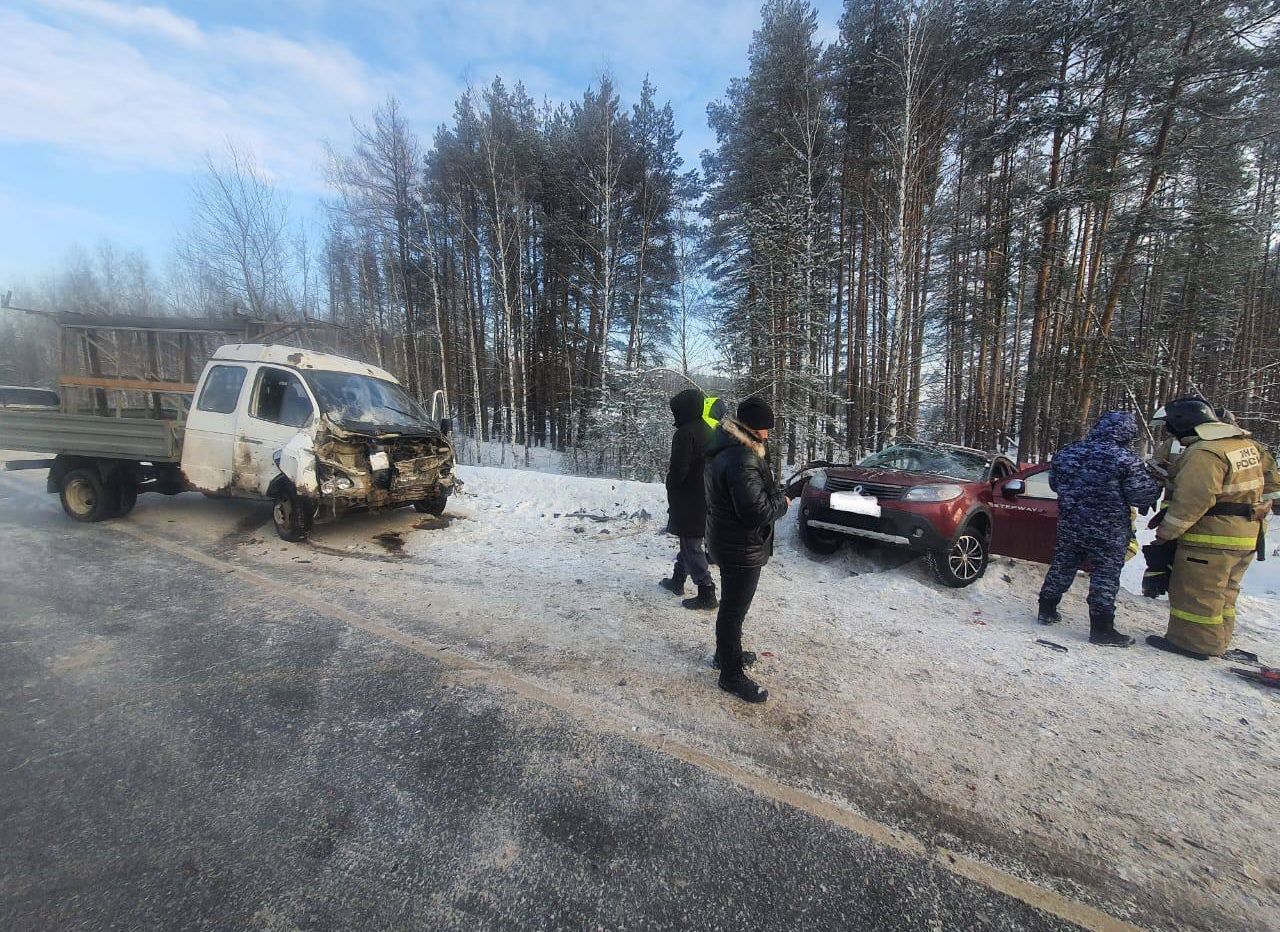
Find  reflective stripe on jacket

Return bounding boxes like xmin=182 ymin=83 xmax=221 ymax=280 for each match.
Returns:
xmin=1158 ymin=427 xmax=1266 ymax=551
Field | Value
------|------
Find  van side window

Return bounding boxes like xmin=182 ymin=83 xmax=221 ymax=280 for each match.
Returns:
xmin=196 ymin=365 xmax=247 ymax=414
xmin=254 ymin=368 xmax=313 ymax=428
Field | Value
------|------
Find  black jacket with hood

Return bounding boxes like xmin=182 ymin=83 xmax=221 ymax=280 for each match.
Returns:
xmin=704 ymin=416 xmax=789 ymax=568
xmin=665 ymin=388 xmax=712 ymax=537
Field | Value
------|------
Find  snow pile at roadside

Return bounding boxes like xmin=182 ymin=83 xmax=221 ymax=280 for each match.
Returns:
xmin=455 ymin=464 xmax=665 ymax=522
xmin=452 ymin=437 xmax=566 ymax=473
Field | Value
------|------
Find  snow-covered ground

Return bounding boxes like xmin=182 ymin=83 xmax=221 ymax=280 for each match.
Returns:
xmin=4 ymin=456 xmax=1278 ymax=930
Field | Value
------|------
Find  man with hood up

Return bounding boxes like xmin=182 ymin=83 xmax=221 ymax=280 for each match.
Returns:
xmin=704 ymin=397 xmax=790 ymax=703
xmin=1037 ymin=411 xmax=1161 ymax=646
xmin=660 ymin=388 xmax=718 ymax=610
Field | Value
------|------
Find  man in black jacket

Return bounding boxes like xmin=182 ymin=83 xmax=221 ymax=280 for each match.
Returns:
xmin=705 ymin=397 xmax=789 ymax=703
xmin=660 ymin=388 xmax=718 ymax=610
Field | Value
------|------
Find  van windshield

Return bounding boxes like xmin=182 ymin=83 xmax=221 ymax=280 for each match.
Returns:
xmin=304 ymin=372 xmax=431 ymax=433
xmin=858 ymin=444 xmax=991 ymax=482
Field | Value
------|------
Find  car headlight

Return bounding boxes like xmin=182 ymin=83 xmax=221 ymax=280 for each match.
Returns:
xmin=809 ymin=469 xmax=827 ymax=490
xmin=902 ymin=483 xmax=963 ymax=502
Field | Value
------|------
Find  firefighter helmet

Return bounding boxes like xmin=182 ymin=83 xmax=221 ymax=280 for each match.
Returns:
xmin=1161 ymin=397 xmax=1218 ymax=438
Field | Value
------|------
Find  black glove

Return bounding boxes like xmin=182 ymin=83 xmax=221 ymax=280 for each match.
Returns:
xmin=1141 ymin=539 xmax=1177 ymax=598
xmin=1147 ymin=508 xmax=1167 ymax=530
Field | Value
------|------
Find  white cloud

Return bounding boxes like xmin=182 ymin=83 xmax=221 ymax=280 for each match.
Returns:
xmin=40 ymin=0 xmax=204 ymax=47
xmin=0 ymin=2 xmax=459 ymax=191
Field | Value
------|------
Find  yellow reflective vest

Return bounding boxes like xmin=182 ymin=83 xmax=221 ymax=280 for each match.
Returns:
xmin=1157 ymin=424 xmax=1267 ymax=551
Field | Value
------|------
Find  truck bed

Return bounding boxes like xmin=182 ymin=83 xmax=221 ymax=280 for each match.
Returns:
xmin=0 ymin=411 xmax=183 ymax=463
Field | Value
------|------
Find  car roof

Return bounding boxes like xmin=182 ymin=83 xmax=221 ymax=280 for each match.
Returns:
xmin=882 ymin=440 xmax=998 ymax=460
xmin=211 ymin=344 xmax=399 ymax=384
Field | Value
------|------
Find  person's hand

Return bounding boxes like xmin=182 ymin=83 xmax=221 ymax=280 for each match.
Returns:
xmin=785 ymin=496 xmax=792 ymax=508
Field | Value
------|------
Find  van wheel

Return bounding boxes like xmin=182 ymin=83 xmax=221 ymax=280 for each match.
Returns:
xmin=60 ymin=468 xmax=119 ymax=523
xmin=926 ymin=528 xmax=989 ymax=588
xmin=413 ymin=495 xmax=448 ymax=516
xmin=112 ymin=483 xmax=139 ymax=517
xmin=272 ymin=486 xmax=315 ymax=542
xmin=800 ymin=519 xmax=842 ymax=555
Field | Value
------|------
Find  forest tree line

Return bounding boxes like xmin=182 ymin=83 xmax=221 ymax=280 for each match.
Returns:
xmin=3 ymin=0 xmax=1278 ymax=476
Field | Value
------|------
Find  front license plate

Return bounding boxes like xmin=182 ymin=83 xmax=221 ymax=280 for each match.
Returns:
xmin=829 ymin=491 xmax=881 ymax=517
xmin=369 ymin=451 xmax=390 ymax=471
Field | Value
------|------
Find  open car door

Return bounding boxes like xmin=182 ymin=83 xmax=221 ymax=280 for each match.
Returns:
xmin=989 ymin=465 xmax=1059 ymax=565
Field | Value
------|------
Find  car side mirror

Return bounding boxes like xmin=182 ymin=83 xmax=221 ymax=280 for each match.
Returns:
xmin=1002 ymin=479 xmax=1026 ymax=498
xmin=439 ymin=418 xmax=453 ymax=437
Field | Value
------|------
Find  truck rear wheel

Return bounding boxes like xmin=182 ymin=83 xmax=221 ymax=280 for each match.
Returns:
xmin=272 ymin=486 xmax=315 ymax=542
xmin=60 ymin=467 xmax=119 ymax=523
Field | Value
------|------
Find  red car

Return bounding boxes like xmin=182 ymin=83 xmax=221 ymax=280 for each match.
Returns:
xmin=797 ymin=443 xmax=1060 ymax=587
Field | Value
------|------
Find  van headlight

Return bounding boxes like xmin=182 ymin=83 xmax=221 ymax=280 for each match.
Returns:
xmin=903 ymin=483 xmax=963 ymax=502
xmin=809 ymin=469 xmax=827 ymax=490
xmin=319 ymin=474 xmax=355 ymax=495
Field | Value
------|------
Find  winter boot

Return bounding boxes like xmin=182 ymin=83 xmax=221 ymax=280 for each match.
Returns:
xmin=1145 ymin=634 xmax=1210 ymax=661
xmin=711 ymin=650 xmax=757 ymax=670
xmin=659 ymin=569 xmax=687 ymax=596
xmin=681 ymin=582 xmax=718 ymax=611
xmin=718 ymin=670 xmax=768 ymax=704
xmin=1037 ymin=595 xmax=1062 ymax=625
xmin=1089 ymin=611 xmax=1134 ymax=647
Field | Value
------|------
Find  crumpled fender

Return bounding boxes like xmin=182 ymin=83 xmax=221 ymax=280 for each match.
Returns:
xmin=276 ymin=431 xmax=319 ymax=495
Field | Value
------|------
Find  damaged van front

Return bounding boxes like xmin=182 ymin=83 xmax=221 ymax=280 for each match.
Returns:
xmin=225 ymin=349 xmax=455 ymax=541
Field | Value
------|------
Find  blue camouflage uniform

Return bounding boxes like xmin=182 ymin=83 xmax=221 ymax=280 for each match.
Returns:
xmin=1039 ymin=411 xmax=1161 ymax=615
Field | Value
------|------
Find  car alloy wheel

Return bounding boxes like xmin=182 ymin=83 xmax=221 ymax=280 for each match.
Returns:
xmin=948 ymin=533 xmax=985 ymax=582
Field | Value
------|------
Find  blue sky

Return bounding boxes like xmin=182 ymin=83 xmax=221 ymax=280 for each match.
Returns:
xmin=0 ymin=0 xmax=843 ymax=287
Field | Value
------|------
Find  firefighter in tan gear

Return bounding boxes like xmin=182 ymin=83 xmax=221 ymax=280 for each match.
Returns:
xmin=1145 ymin=398 xmax=1276 ymax=660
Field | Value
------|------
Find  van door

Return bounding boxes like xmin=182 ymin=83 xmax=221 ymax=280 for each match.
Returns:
xmin=232 ymin=366 xmax=317 ymax=496
xmin=182 ymin=363 xmax=250 ymax=493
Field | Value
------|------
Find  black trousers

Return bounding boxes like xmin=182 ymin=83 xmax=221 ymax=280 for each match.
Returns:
xmin=715 ymin=565 xmax=762 ymax=676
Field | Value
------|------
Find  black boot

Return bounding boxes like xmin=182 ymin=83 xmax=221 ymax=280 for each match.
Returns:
xmin=1145 ymin=634 xmax=1210 ymax=661
xmin=718 ymin=670 xmax=768 ymax=703
xmin=1037 ymin=595 xmax=1062 ymax=625
xmin=681 ymin=582 xmax=718 ymax=610
xmin=1089 ymin=610 xmax=1134 ymax=647
xmin=659 ymin=569 xmax=687 ymax=596
xmin=711 ymin=650 xmax=756 ymax=670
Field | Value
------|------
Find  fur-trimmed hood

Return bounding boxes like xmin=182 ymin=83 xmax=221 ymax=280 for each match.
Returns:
xmin=708 ymin=415 xmax=767 ymax=460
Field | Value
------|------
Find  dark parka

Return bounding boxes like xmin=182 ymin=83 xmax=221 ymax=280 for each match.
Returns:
xmin=704 ymin=417 xmax=789 ymax=568
xmin=665 ymin=388 xmax=712 ymax=538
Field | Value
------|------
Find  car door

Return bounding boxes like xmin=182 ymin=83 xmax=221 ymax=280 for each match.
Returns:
xmin=181 ymin=363 xmax=250 ymax=493
xmin=232 ymin=366 xmax=317 ymax=496
xmin=989 ymin=466 xmax=1060 ymax=565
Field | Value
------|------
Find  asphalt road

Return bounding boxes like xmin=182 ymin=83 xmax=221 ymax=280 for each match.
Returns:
xmin=0 ymin=483 xmax=1084 ymax=932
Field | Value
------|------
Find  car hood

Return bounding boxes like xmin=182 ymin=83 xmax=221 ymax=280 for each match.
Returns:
xmin=826 ymin=465 xmax=967 ymax=487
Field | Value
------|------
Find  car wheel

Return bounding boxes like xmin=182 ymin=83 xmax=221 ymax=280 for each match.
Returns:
xmin=59 ymin=467 xmax=119 ymax=523
xmin=800 ymin=518 xmax=842 ymax=555
xmin=272 ymin=485 xmax=315 ymax=542
xmin=926 ymin=527 xmax=989 ymax=588
xmin=413 ymin=495 xmax=448 ymax=516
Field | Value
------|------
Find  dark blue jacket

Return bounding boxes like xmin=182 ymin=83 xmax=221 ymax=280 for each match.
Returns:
xmin=1049 ymin=411 xmax=1160 ymax=539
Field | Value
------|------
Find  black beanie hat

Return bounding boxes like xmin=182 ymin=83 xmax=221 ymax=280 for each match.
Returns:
xmin=737 ymin=396 xmax=775 ymax=431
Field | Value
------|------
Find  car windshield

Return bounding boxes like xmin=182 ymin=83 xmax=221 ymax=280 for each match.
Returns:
xmin=857 ymin=444 xmax=991 ymax=482
xmin=304 ymin=371 xmax=431 ymax=433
